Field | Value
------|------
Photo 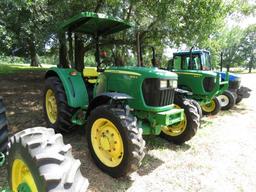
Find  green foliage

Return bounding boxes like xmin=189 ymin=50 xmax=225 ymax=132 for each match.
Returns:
xmin=0 ymin=0 xmax=254 ymax=68
xmin=238 ymin=24 xmax=256 ymax=72
xmin=200 ymin=23 xmax=256 ymax=71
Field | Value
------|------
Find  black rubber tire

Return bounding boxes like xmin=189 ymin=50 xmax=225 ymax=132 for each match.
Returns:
xmin=43 ymin=77 xmax=76 ymax=132
xmin=235 ymin=95 xmax=243 ymax=104
xmin=7 ymin=127 xmax=88 ymax=192
xmin=202 ymin=97 xmax=221 ymax=116
xmin=0 ymin=96 xmax=8 ymax=153
xmin=87 ymin=105 xmax=145 ymax=178
xmin=160 ymin=96 xmax=200 ymax=144
xmin=219 ymin=90 xmax=236 ymax=110
xmin=189 ymin=99 xmax=203 ymax=119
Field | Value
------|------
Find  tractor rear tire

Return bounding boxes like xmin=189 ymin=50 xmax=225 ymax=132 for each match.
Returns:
xmin=218 ymin=90 xmax=236 ymax=110
xmin=0 ymin=96 xmax=8 ymax=153
xmin=189 ymin=99 xmax=203 ymax=119
xmin=87 ymin=105 xmax=145 ymax=178
xmin=201 ymin=97 xmax=221 ymax=116
xmin=43 ymin=77 xmax=76 ymax=132
xmin=8 ymin=127 xmax=88 ymax=192
xmin=160 ymin=96 xmax=200 ymax=144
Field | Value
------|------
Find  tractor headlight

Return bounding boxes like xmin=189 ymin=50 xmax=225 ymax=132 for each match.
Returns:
xmin=171 ymin=80 xmax=178 ymax=88
xmin=160 ymin=80 xmax=168 ymax=88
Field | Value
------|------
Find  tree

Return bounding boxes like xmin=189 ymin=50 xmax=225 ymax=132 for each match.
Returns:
xmin=238 ymin=25 xmax=256 ymax=73
xmin=0 ymin=0 xmax=241 ymax=68
xmin=0 ymin=0 xmax=52 ymax=66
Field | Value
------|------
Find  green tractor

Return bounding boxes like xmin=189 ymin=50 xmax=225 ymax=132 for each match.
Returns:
xmin=168 ymin=48 xmax=229 ymax=116
xmin=0 ymin=97 xmax=88 ymax=192
xmin=43 ymin=12 xmax=200 ymax=177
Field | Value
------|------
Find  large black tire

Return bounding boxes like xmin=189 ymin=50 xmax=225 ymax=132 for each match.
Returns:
xmin=87 ymin=105 xmax=145 ymax=178
xmin=236 ymin=86 xmax=251 ymax=104
xmin=218 ymin=90 xmax=236 ymax=110
xmin=201 ymin=97 xmax=221 ymax=116
xmin=43 ymin=77 xmax=76 ymax=132
xmin=235 ymin=95 xmax=243 ymax=104
xmin=0 ymin=96 xmax=8 ymax=153
xmin=8 ymin=127 xmax=88 ymax=192
xmin=189 ymin=99 xmax=203 ymax=119
xmin=160 ymin=96 xmax=200 ymax=144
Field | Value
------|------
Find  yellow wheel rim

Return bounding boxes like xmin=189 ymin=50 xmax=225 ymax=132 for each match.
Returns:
xmin=201 ymin=99 xmax=216 ymax=113
xmin=91 ymin=118 xmax=124 ymax=167
xmin=161 ymin=105 xmax=187 ymax=136
xmin=12 ymin=159 xmax=38 ymax=192
xmin=45 ymin=89 xmax=57 ymax=124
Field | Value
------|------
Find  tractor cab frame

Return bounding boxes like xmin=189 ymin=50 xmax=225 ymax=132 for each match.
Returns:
xmin=60 ymin=12 xmax=131 ymax=72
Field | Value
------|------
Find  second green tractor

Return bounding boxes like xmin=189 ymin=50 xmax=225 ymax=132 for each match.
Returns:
xmin=168 ymin=48 xmax=229 ymax=116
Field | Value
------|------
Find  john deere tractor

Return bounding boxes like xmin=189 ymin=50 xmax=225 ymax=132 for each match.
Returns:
xmin=0 ymin=97 xmax=88 ymax=192
xmin=170 ymin=49 xmax=251 ymax=111
xmin=43 ymin=12 xmax=199 ymax=177
xmin=168 ymin=48 xmax=229 ymax=115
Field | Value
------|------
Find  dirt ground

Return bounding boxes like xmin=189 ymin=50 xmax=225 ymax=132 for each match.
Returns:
xmin=0 ymin=71 xmax=256 ymax=192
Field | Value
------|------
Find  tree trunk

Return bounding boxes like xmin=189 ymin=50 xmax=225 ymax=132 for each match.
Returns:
xmin=59 ymin=32 xmax=70 ymax=68
xmin=28 ymin=35 xmax=40 ymax=67
xmin=248 ymin=56 xmax=254 ymax=73
xmin=75 ymin=34 xmax=84 ymax=72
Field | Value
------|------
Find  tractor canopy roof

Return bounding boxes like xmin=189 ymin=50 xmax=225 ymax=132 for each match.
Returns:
xmin=173 ymin=50 xmax=210 ymax=56
xmin=59 ymin=12 xmax=132 ymax=36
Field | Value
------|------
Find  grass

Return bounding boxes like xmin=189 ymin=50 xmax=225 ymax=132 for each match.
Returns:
xmin=0 ymin=63 xmax=51 ymax=75
xmin=228 ymin=68 xmax=256 ymax=74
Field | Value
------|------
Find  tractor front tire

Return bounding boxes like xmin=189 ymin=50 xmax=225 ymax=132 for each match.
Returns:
xmin=218 ymin=90 xmax=236 ymax=110
xmin=0 ymin=96 xmax=8 ymax=153
xmin=43 ymin=77 xmax=76 ymax=132
xmin=87 ymin=105 xmax=145 ymax=178
xmin=8 ymin=127 xmax=88 ymax=192
xmin=189 ymin=99 xmax=203 ymax=119
xmin=201 ymin=97 xmax=221 ymax=116
xmin=160 ymin=96 xmax=200 ymax=144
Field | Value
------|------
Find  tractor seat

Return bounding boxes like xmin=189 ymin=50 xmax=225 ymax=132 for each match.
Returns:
xmin=83 ymin=67 xmax=99 ymax=84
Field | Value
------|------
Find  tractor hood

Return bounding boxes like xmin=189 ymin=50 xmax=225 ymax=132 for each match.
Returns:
xmin=174 ymin=69 xmax=217 ymax=77
xmin=218 ymin=72 xmax=240 ymax=82
xmin=106 ymin=66 xmax=178 ymax=80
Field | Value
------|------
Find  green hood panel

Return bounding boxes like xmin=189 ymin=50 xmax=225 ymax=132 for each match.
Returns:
xmin=174 ymin=69 xmax=217 ymax=77
xmin=106 ymin=66 xmax=178 ymax=80
xmin=95 ymin=66 xmax=178 ymax=112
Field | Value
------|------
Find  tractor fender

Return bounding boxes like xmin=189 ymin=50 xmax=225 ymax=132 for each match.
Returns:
xmin=86 ymin=92 xmax=132 ymax=117
xmin=45 ymin=67 xmax=88 ymax=108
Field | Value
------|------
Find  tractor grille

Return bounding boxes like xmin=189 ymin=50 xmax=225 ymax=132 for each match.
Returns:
xmin=203 ymin=77 xmax=215 ymax=92
xmin=142 ymin=78 xmax=175 ymax=107
xmin=229 ymin=80 xmax=241 ymax=90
